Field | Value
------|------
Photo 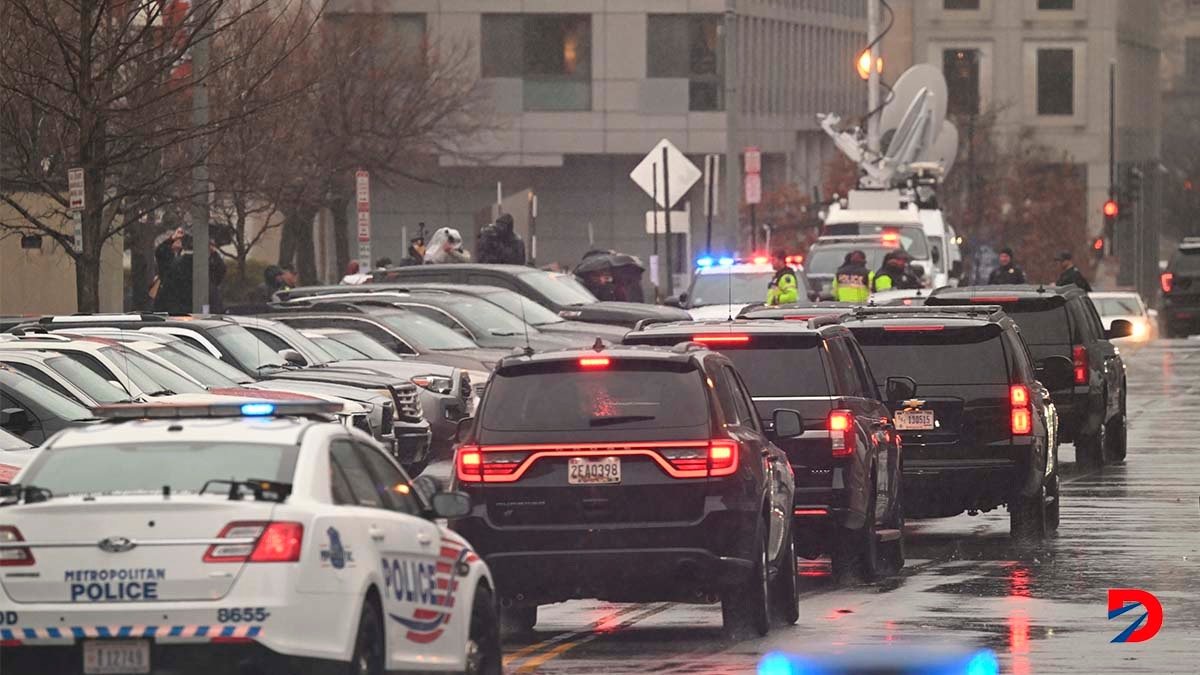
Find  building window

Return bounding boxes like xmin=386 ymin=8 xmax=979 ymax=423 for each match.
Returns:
xmin=647 ymin=14 xmax=724 ymax=111
xmin=944 ymin=0 xmax=980 ymax=9
xmin=325 ymin=13 xmax=426 ymax=60
xmin=1187 ymin=37 xmax=1200 ymax=85
xmin=1036 ymin=48 xmax=1074 ymax=116
xmin=1037 ymin=0 xmax=1073 ymax=9
xmin=481 ymin=14 xmax=592 ymax=111
xmin=944 ymin=49 xmax=980 ymax=116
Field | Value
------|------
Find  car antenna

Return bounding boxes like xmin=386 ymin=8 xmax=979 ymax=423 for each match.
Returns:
xmin=727 ymin=258 xmax=735 ymax=322
xmin=518 ymin=296 xmax=534 ymax=357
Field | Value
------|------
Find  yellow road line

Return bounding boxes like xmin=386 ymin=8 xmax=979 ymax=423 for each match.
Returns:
xmin=513 ymin=603 xmax=675 ymax=673
xmin=501 ymin=603 xmax=646 ymax=666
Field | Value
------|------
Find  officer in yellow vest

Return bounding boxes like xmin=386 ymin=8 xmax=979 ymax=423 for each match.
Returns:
xmin=831 ymin=250 xmax=873 ymax=303
xmin=765 ymin=249 xmax=799 ymax=306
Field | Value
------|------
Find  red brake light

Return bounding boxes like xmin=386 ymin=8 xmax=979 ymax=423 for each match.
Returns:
xmin=1072 ymin=345 xmax=1088 ymax=385
xmin=1161 ymin=272 xmax=1174 ymax=294
xmin=828 ymin=409 xmax=856 ymax=457
xmin=1010 ymin=384 xmax=1032 ymax=436
xmin=753 ymin=255 xmax=769 ymax=265
xmin=1011 ymin=408 xmax=1032 ymax=435
xmin=0 ymin=526 xmax=34 ymax=567
xmin=785 ymin=255 xmax=804 ymax=265
xmin=579 ymin=357 xmax=610 ymax=368
xmin=883 ymin=325 xmax=944 ymax=332
xmin=708 ymin=440 xmax=738 ymax=476
xmin=693 ymin=335 xmax=751 ymax=344
xmin=204 ymin=522 xmax=302 ymax=563
xmin=1010 ymin=384 xmax=1029 ymax=407
xmin=456 ymin=445 xmax=483 ymax=482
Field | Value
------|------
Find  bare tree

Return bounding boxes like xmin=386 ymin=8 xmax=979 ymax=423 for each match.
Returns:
xmin=0 ymin=0 xmax=319 ymax=310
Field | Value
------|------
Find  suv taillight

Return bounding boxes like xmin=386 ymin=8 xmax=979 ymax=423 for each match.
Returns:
xmin=828 ymin=409 xmax=856 ymax=457
xmin=455 ymin=445 xmax=532 ymax=482
xmin=204 ymin=522 xmax=303 ymax=563
xmin=0 ymin=526 xmax=34 ymax=567
xmin=1072 ymin=345 xmax=1088 ymax=385
xmin=456 ymin=440 xmax=739 ymax=482
xmin=1161 ymin=272 xmax=1174 ymax=294
xmin=1010 ymin=384 xmax=1032 ymax=436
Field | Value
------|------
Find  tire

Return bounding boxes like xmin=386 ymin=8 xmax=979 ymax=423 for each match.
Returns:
xmin=500 ymin=604 xmax=537 ymax=637
xmin=722 ymin=523 xmax=770 ymax=637
xmin=1010 ymin=484 xmax=1047 ymax=543
xmin=1045 ymin=473 xmax=1061 ymax=533
xmin=830 ymin=481 xmax=880 ymax=584
xmin=1105 ymin=393 xmax=1128 ymax=464
xmin=879 ymin=482 xmax=905 ymax=574
xmin=464 ymin=586 xmax=502 ymax=675
xmin=1075 ymin=421 xmax=1105 ymax=469
xmin=772 ymin=528 xmax=800 ymax=626
xmin=349 ymin=595 xmax=385 ymax=675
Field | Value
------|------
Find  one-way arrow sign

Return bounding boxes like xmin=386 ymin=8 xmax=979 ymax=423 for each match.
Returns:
xmin=630 ymin=139 xmax=701 ymax=209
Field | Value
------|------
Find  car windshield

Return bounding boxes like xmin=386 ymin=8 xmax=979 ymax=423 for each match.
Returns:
xmin=307 ymin=334 xmax=366 ymax=360
xmin=1093 ymin=297 xmax=1143 ymax=317
xmin=824 ymin=223 xmax=929 ymax=258
xmin=244 ymin=318 xmax=336 ymax=365
xmin=44 ymin=355 xmax=133 ymax=403
xmin=715 ymin=341 xmax=832 ymax=397
xmin=0 ymin=427 xmax=30 ymax=450
xmin=483 ymin=290 xmax=565 ymax=325
xmin=149 ymin=345 xmax=242 ymax=387
xmin=852 ymin=326 xmax=1010 ymax=386
xmin=481 ymin=363 xmax=708 ymax=432
xmin=1 ymin=370 xmax=93 ymax=421
xmin=688 ymin=272 xmax=776 ymax=307
xmin=18 ymin=442 xmax=299 ymax=497
xmin=97 ymin=347 xmax=206 ymax=395
xmin=424 ymin=296 xmax=539 ymax=337
xmin=167 ymin=340 xmax=255 ymax=384
xmin=806 ymin=247 xmax=896 ymax=275
xmin=210 ymin=324 xmax=288 ymax=371
xmin=375 ymin=312 xmax=478 ymax=350
xmin=518 ymin=271 xmax=598 ymax=306
xmin=314 ymin=332 xmax=402 ymax=361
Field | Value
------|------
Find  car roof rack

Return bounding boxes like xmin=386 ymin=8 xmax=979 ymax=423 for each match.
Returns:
xmin=849 ymin=304 xmax=1004 ymax=319
xmin=38 ymin=313 xmax=169 ymax=324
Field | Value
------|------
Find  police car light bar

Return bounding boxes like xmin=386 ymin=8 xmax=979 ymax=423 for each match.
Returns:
xmin=92 ymin=401 xmax=345 ymax=420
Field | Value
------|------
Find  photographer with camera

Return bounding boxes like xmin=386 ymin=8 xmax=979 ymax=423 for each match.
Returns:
xmin=153 ymin=226 xmax=227 ymax=314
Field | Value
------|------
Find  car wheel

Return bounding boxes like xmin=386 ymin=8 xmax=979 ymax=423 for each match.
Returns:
xmin=464 ymin=586 xmax=502 ymax=675
xmin=1010 ymin=484 xmax=1046 ymax=543
xmin=831 ymin=482 xmax=881 ymax=584
xmin=500 ymin=604 xmax=537 ymax=638
xmin=1075 ymin=421 xmax=1106 ymax=469
xmin=772 ymin=526 xmax=800 ymax=626
xmin=1104 ymin=394 xmax=1128 ymax=464
xmin=1044 ymin=473 xmax=1060 ymax=533
xmin=350 ymin=595 xmax=385 ymax=675
xmin=879 ymin=481 xmax=905 ymax=574
xmin=722 ymin=522 xmax=770 ymax=637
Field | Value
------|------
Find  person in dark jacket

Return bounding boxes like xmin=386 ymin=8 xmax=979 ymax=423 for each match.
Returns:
xmin=988 ymin=247 xmax=1027 ymax=285
xmin=833 ymin=250 xmax=872 ymax=302
xmin=872 ymin=250 xmax=922 ymax=291
xmin=255 ymin=264 xmax=293 ymax=302
xmin=1054 ymin=251 xmax=1092 ymax=292
xmin=398 ymin=235 xmax=426 ymax=266
xmin=477 ymin=213 xmax=527 ymax=265
xmin=153 ymin=228 xmax=226 ymax=313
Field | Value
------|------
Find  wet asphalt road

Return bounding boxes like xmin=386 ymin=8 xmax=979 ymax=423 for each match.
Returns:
xmin=497 ymin=339 xmax=1200 ymax=674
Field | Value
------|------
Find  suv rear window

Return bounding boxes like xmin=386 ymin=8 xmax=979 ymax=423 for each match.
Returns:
xmin=852 ymin=325 xmax=1009 ymax=386
xmin=1170 ymin=249 xmax=1200 ymax=274
xmin=1004 ymin=305 xmax=1071 ymax=345
xmin=480 ymin=362 xmax=708 ymax=432
xmin=705 ymin=338 xmax=830 ymax=397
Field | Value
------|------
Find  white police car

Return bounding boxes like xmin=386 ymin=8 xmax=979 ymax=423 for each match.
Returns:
xmin=0 ymin=401 xmax=500 ymax=675
xmin=680 ymin=255 xmax=811 ymax=320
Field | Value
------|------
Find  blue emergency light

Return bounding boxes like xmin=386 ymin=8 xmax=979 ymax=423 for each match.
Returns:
xmin=718 ymin=257 xmax=736 ymax=267
xmin=757 ymin=647 xmax=999 ymax=675
xmin=240 ymin=402 xmax=277 ymax=416
xmin=696 ymin=256 xmax=715 ymax=268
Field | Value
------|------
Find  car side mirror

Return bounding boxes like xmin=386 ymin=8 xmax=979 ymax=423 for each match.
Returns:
xmin=0 ymin=408 xmax=30 ymax=432
xmin=950 ymin=260 xmax=964 ymax=278
xmin=931 ymin=246 xmax=941 ymax=265
xmin=1106 ymin=319 xmax=1133 ymax=340
xmin=431 ymin=491 xmax=472 ymax=519
xmin=411 ymin=474 xmax=441 ymax=502
xmin=1036 ymin=355 xmax=1075 ymax=391
xmin=885 ymin=376 xmax=917 ymax=402
xmin=278 ymin=348 xmax=306 ymax=367
xmin=455 ymin=416 xmax=475 ymax=444
xmin=910 ymin=264 xmax=926 ymax=278
xmin=771 ymin=409 xmax=804 ymax=439
xmin=664 ymin=295 xmax=683 ymax=308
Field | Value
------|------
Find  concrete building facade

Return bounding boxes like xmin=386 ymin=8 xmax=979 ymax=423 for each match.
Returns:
xmin=328 ymin=0 xmax=868 ymax=289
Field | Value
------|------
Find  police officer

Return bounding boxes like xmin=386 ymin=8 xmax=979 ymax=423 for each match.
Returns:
xmin=832 ymin=250 xmax=872 ymax=303
xmin=988 ymin=247 xmax=1026 ymax=285
xmin=872 ymin=250 xmax=922 ymax=291
xmin=766 ymin=249 xmax=799 ymax=306
xmin=1054 ymin=251 xmax=1092 ymax=292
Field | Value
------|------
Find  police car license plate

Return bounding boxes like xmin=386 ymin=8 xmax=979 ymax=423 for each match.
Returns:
xmin=894 ymin=410 xmax=935 ymax=430
xmin=568 ymin=457 xmax=621 ymax=485
xmin=83 ymin=639 xmax=150 ymax=674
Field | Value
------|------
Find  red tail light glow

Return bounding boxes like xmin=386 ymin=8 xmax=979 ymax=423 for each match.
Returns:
xmin=753 ymin=255 xmax=769 ymax=265
xmin=692 ymin=335 xmax=751 ymax=344
xmin=204 ymin=522 xmax=303 ymax=563
xmin=1072 ymin=345 xmax=1088 ymax=385
xmin=455 ymin=440 xmax=739 ymax=482
xmin=1161 ymin=272 xmax=1174 ymax=294
xmin=579 ymin=357 xmax=610 ymax=368
xmin=793 ymin=508 xmax=829 ymax=516
xmin=0 ymin=526 xmax=34 ymax=567
xmin=1010 ymin=384 xmax=1029 ymax=407
xmin=828 ymin=409 xmax=856 ymax=457
xmin=1010 ymin=384 xmax=1032 ymax=436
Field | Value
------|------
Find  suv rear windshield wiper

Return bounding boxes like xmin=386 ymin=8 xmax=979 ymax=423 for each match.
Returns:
xmin=589 ymin=415 xmax=656 ymax=427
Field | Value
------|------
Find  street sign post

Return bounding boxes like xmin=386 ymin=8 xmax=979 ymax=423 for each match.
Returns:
xmin=744 ymin=146 xmax=762 ymax=249
xmin=703 ymin=155 xmax=720 ymax=252
xmin=356 ymin=170 xmax=371 ymax=268
xmin=631 ymin=139 xmax=701 ymax=297
xmin=68 ymin=168 xmax=84 ymax=253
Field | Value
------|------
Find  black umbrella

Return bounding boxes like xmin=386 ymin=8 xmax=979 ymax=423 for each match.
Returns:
xmin=574 ymin=250 xmax=645 ymax=275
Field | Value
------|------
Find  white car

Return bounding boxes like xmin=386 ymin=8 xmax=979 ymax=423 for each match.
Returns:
xmin=0 ymin=427 xmax=34 ymax=484
xmin=0 ymin=401 xmax=500 ymax=675
xmin=1091 ymin=291 xmax=1156 ymax=342
xmin=680 ymin=257 xmax=812 ymax=320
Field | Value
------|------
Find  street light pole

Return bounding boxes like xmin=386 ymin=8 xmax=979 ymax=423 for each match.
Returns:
xmin=866 ymin=0 xmax=881 ymax=154
xmin=191 ymin=0 xmax=210 ymax=313
xmin=723 ymin=0 xmax=738 ymax=251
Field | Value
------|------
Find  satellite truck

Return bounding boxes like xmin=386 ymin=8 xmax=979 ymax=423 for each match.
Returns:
xmin=817 ymin=64 xmax=965 ymax=289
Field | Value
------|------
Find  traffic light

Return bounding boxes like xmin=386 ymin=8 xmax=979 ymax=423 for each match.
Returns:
xmin=1092 ymin=236 xmax=1105 ymax=259
xmin=1102 ymin=199 xmax=1119 ymax=218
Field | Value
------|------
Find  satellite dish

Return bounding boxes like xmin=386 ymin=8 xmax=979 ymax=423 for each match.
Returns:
xmin=879 ymin=65 xmax=947 ymax=142
xmin=924 ymin=120 xmax=960 ymax=177
xmin=884 ymin=87 xmax=934 ymax=163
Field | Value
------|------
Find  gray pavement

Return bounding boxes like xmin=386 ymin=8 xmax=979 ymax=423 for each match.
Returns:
xmin=499 ymin=339 xmax=1200 ymax=674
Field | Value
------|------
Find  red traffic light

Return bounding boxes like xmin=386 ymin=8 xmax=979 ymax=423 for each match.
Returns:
xmin=1103 ymin=199 xmax=1119 ymax=218
xmin=1092 ymin=237 xmax=1104 ymax=251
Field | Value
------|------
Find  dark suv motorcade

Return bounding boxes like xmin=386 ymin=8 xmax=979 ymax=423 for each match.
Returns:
xmin=839 ymin=306 xmax=1070 ymax=541
xmin=1159 ymin=238 xmax=1200 ymax=337
xmin=624 ymin=320 xmax=903 ymax=582
xmin=927 ymin=285 xmax=1129 ymax=466
xmin=451 ymin=345 xmax=801 ymax=636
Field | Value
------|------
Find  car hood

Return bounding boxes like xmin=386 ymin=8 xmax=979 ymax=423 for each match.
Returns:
xmin=556 ymin=301 xmax=690 ymax=327
xmin=333 ymin=359 xmax=457 ymax=379
xmin=537 ymin=320 xmax=629 ymax=341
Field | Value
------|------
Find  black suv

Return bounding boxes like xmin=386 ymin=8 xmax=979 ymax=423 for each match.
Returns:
xmin=624 ymin=321 xmax=903 ymax=581
xmin=1159 ymin=238 xmax=1200 ymax=337
xmin=451 ymin=345 xmax=801 ymax=636
xmin=839 ymin=306 xmax=1069 ymax=540
xmin=927 ymin=286 xmax=1130 ymax=466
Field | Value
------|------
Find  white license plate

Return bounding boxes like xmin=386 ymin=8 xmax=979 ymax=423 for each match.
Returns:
xmin=894 ymin=410 xmax=935 ymax=430
xmin=568 ymin=457 xmax=621 ymax=485
xmin=84 ymin=640 xmax=150 ymax=675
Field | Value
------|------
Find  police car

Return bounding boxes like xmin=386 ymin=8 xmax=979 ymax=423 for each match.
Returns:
xmin=673 ymin=255 xmax=814 ymax=320
xmin=0 ymin=401 xmax=500 ymax=675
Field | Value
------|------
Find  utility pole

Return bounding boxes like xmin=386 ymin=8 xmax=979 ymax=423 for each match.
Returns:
xmin=723 ymin=0 xmax=739 ymax=251
xmin=866 ymin=0 xmax=881 ymax=154
xmin=662 ymin=147 xmax=674 ymax=296
xmin=191 ymin=0 xmax=211 ymax=313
